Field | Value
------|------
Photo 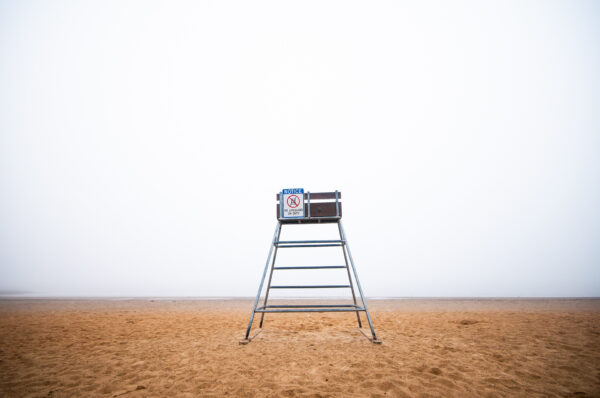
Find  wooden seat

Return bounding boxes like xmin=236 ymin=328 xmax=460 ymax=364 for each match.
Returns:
xmin=276 ymin=191 xmax=342 ymax=223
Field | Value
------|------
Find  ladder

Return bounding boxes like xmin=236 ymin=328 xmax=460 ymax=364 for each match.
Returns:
xmin=242 ymin=190 xmax=380 ymax=344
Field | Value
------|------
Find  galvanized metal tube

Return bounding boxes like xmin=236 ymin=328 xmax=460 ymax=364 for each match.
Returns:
xmin=279 ymin=191 xmax=283 ymax=218
xmin=269 ymin=285 xmax=350 ymax=289
xmin=276 ymin=244 xmax=343 ymax=248
xmin=256 ymin=308 xmax=366 ymax=313
xmin=275 ymin=240 xmax=344 ymax=244
xmin=244 ymin=222 xmax=281 ymax=339
xmin=262 ymin=305 xmax=359 ymax=309
xmin=338 ymin=220 xmax=378 ymax=341
xmin=259 ymin=224 xmax=283 ymax=328
xmin=273 ymin=266 xmax=346 ymax=270
xmin=338 ymin=221 xmax=362 ymax=328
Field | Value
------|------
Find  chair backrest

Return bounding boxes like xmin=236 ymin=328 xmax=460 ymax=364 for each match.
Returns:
xmin=276 ymin=191 xmax=342 ymax=223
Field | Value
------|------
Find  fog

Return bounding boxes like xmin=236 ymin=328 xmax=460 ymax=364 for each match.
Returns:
xmin=1 ymin=0 xmax=599 ymax=297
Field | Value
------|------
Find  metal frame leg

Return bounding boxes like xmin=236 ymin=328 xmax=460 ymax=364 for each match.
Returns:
xmin=243 ymin=222 xmax=281 ymax=341
xmin=338 ymin=221 xmax=380 ymax=343
xmin=337 ymin=222 xmax=362 ymax=328
xmin=259 ymin=224 xmax=283 ymax=327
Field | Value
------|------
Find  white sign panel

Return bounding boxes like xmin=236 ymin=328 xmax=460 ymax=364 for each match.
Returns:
xmin=281 ymin=188 xmax=305 ymax=218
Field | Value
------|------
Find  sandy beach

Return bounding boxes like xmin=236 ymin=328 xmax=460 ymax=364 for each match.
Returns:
xmin=0 ymin=298 xmax=599 ymax=397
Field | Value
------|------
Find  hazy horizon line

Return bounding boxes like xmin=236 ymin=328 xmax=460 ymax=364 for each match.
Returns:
xmin=1 ymin=295 xmax=599 ymax=300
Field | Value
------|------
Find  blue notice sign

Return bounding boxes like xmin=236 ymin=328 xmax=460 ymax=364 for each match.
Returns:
xmin=281 ymin=188 xmax=305 ymax=218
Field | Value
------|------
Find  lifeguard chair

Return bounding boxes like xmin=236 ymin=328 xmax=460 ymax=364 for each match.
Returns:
xmin=242 ymin=189 xmax=381 ymax=344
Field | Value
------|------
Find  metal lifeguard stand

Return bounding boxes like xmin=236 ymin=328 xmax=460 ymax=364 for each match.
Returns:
xmin=242 ymin=189 xmax=380 ymax=344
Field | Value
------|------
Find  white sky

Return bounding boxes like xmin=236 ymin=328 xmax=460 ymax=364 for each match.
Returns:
xmin=1 ymin=0 xmax=599 ymax=297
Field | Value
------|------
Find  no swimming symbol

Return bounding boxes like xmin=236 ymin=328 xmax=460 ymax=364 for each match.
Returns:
xmin=287 ymin=195 xmax=300 ymax=208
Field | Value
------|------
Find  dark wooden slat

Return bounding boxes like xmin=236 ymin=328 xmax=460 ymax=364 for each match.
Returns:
xmin=276 ymin=202 xmax=342 ymax=221
xmin=279 ymin=218 xmax=340 ymax=224
xmin=276 ymin=192 xmax=341 ymax=201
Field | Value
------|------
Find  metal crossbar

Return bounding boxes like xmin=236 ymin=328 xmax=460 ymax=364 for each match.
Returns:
xmin=270 ymin=285 xmax=350 ymax=289
xmin=275 ymin=240 xmax=345 ymax=244
xmin=258 ymin=304 xmax=360 ymax=308
xmin=243 ymin=195 xmax=380 ymax=344
xmin=273 ymin=266 xmax=346 ymax=270
xmin=276 ymin=244 xmax=343 ymax=248
xmin=255 ymin=308 xmax=366 ymax=313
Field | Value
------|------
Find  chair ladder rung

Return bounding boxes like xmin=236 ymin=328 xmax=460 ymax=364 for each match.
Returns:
xmin=273 ymin=266 xmax=346 ymax=270
xmin=269 ymin=285 xmax=351 ymax=289
xmin=258 ymin=304 xmax=360 ymax=309
xmin=275 ymin=240 xmax=344 ymax=244
xmin=276 ymin=244 xmax=343 ymax=248
xmin=255 ymin=308 xmax=366 ymax=313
